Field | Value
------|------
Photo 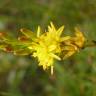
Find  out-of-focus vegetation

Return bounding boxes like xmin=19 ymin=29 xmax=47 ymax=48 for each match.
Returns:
xmin=0 ymin=0 xmax=96 ymax=96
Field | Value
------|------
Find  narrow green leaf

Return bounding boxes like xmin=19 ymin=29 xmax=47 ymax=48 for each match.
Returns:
xmin=20 ymin=28 xmax=36 ymax=40
xmin=13 ymin=49 xmax=32 ymax=55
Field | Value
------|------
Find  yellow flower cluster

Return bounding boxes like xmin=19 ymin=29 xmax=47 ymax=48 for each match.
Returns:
xmin=26 ymin=22 xmax=85 ymax=75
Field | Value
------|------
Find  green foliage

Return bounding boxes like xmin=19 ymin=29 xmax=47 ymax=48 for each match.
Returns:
xmin=0 ymin=0 xmax=96 ymax=96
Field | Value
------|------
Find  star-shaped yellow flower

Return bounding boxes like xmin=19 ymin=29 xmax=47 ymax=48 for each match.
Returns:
xmin=29 ymin=22 xmax=65 ymax=75
xmin=20 ymin=22 xmax=85 ymax=75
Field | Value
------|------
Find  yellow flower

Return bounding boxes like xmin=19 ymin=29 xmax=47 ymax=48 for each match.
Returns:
xmin=28 ymin=22 xmax=65 ymax=75
xmin=73 ymin=27 xmax=85 ymax=48
xmin=0 ymin=22 xmax=87 ymax=75
xmin=61 ymin=27 xmax=85 ymax=59
xmin=27 ymin=23 xmax=85 ymax=75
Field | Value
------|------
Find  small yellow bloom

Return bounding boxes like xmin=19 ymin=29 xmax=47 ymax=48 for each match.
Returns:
xmin=0 ymin=22 xmax=89 ymax=75
xmin=73 ymin=27 xmax=85 ymax=48
xmin=29 ymin=22 xmax=65 ymax=75
xmin=61 ymin=27 xmax=85 ymax=59
xmin=27 ymin=23 xmax=85 ymax=75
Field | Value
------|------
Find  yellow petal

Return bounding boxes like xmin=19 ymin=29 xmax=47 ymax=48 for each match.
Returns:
xmin=75 ymin=27 xmax=83 ymax=37
xmin=37 ymin=26 xmax=41 ymax=37
xmin=49 ymin=45 xmax=56 ymax=51
xmin=50 ymin=53 xmax=61 ymax=60
xmin=51 ymin=66 xmax=54 ymax=75
xmin=63 ymin=51 xmax=75 ymax=59
xmin=60 ymin=36 xmax=71 ymax=42
xmin=57 ymin=26 xmax=64 ymax=36
xmin=50 ymin=22 xmax=56 ymax=31
xmin=43 ymin=64 xmax=47 ymax=70
xmin=48 ymin=26 xmax=52 ymax=32
xmin=74 ymin=27 xmax=85 ymax=48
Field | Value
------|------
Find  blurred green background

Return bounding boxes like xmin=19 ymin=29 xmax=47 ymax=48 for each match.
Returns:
xmin=0 ymin=0 xmax=96 ymax=96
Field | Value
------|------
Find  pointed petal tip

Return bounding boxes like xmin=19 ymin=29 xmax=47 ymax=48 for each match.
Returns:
xmin=50 ymin=22 xmax=55 ymax=27
xmin=37 ymin=26 xmax=41 ymax=37
xmin=20 ymin=28 xmax=24 ymax=32
xmin=51 ymin=66 xmax=54 ymax=75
